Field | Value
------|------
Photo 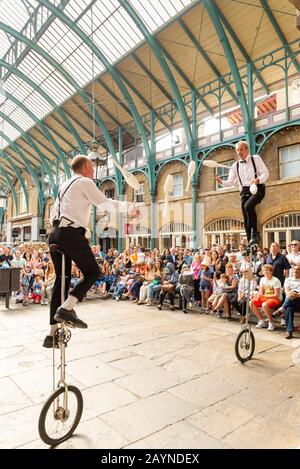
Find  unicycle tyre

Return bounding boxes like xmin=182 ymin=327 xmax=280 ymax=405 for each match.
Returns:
xmin=235 ymin=328 xmax=255 ymax=363
xmin=38 ymin=385 xmax=83 ymax=446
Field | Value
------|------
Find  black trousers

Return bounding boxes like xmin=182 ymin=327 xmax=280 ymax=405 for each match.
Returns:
xmin=240 ymin=185 xmax=265 ymax=241
xmin=49 ymin=226 xmax=100 ymax=325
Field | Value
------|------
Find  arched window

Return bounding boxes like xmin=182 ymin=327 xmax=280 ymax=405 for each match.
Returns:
xmin=204 ymin=218 xmax=246 ymax=249
xmin=263 ymin=212 xmax=300 ymax=249
xmin=126 ymin=224 xmax=151 ymax=249
xmin=160 ymin=222 xmax=194 ymax=249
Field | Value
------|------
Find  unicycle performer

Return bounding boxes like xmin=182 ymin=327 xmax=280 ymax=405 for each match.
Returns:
xmin=216 ymin=141 xmax=269 ymax=247
xmin=43 ymin=155 xmax=140 ymax=348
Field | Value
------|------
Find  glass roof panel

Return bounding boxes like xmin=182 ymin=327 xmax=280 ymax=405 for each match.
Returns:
xmin=0 ymin=0 xmax=193 ymax=158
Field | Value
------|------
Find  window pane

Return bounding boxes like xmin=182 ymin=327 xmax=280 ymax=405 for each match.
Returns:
xmin=173 ymin=174 xmax=183 ymax=197
xmin=280 ymin=144 xmax=300 ymax=178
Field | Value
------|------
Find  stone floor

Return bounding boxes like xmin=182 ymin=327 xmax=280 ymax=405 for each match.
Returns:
xmin=1 ymin=296 xmax=300 ymax=449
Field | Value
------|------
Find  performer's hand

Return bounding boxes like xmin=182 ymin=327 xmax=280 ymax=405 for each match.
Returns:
xmin=251 ymin=178 xmax=260 ymax=185
xmin=215 ymin=176 xmax=223 ymax=185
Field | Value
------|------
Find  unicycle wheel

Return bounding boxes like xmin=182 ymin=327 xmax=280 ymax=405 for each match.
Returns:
xmin=235 ymin=327 xmax=255 ymax=363
xmin=38 ymin=385 xmax=83 ymax=446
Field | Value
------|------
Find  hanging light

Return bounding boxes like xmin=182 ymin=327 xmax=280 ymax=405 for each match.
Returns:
xmin=87 ymin=5 xmax=107 ymax=184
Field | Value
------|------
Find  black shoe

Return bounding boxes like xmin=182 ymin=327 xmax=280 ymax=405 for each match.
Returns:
xmin=43 ymin=335 xmax=59 ymax=349
xmin=247 ymin=233 xmax=261 ymax=248
xmin=54 ymin=307 xmax=88 ymax=329
xmin=285 ymin=332 xmax=293 ymax=339
xmin=183 ymin=309 xmax=187 ymax=314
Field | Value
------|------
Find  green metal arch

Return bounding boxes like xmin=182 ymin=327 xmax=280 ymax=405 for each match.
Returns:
xmin=118 ymin=0 xmax=194 ymax=159
xmin=0 ymin=131 xmax=44 ymax=211
xmin=259 ymin=0 xmax=300 ymax=74
xmin=0 ymin=150 xmax=29 ymax=211
xmin=3 ymin=89 xmax=71 ymax=178
xmin=256 ymin=122 xmax=300 ymax=153
xmin=0 ymin=111 xmax=56 ymax=194
xmin=38 ymin=0 xmax=152 ymax=186
xmin=204 ymin=0 xmax=252 ymax=151
xmin=0 ymin=22 xmax=127 ymax=194
xmin=0 ymin=167 xmax=18 ymax=214
xmin=0 ymin=58 xmax=72 ymax=177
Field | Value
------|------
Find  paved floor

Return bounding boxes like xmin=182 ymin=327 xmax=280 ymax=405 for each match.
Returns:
xmin=1 ymin=296 xmax=300 ymax=449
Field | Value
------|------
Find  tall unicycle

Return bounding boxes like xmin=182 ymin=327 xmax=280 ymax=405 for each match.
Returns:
xmin=38 ymin=244 xmax=83 ymax=446
xmin=235 ymin=241 xmax=257 ymax=363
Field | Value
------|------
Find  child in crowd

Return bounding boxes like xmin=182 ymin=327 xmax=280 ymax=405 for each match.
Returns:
xmin=207 ymin=273 xmax=229 ymax=317
xmin=199 ymin=261 xmax=212 ymax=313
xmin=114 ymin=269 xmax=129 ymax=301
xmin=21 ymin=265 xmax=34 ymax=307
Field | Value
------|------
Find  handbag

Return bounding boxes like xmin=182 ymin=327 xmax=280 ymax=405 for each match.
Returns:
xmin=161 ymin=283 xmax=175 ymax=292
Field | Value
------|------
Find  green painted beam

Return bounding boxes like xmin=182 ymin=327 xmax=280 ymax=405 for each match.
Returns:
xmin=0 ymin=131 xmax=44 ymax=210
xmin=259 ymin=0 xmax=300 ymax=73
xmin=178 ymin=18 xmax=238 ymax=103
xmin=204 ymin=0 xmax=252 ymax=148
xmin=0 ymin=111 xmax=56 ymax=192
xmin=0 ymin=150 xmax=29 ymax=211
xmin=0 ymin=58 xmax=72 ymax=176
xmin=156 ymin=39 xmax=213 ymax=115
xmin=0 ymin=167 xmax=18 ymax=214
xmin=0 ymin=20 xmax=130 ymax=183
xmin=38 ymin=0 xmax=152 ymax=165
xmin=118 ymin=0 xmax=194 ymax=159
xmin=1 ymin=89 xmax=70 ymax=173
xmin=116 ymin=69 xmax=172 ymax=131
xmin=211 ymin=1 xmax=269 ymax=94
xmin=132 ymin=52 xmax=173 ymax=102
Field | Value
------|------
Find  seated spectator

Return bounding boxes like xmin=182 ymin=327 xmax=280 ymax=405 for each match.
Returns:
xmin=41 ymin=260 xmax=55 ymax=305
xmin=0 ymin=247 xmax=13 ymax=267
xmin=32 ymin=275 xmax=44 ymax=304
xmin=11 ymin=250 xmax=26 ymax=269
xmin=157 ymin=262 xmax=179 ymax=311
xmin=215 ymin=263 xmax=239 ymax=320
xmin=276 ymin=265 xmax=300 ymax=339
xmin=145 ymin=261 xmax=162 ymax=306
xmin=114 ymin=269 xmax=128 ymax=301
xmin=178 ymin=264 xmax=194 ymax=314
xmin=250 ymin=264 xmax=282 ymax=331
xmin=208 ymin=273 xmax=229 ymax=317
xmin=231 ymin=269 xmax=258 ymax=324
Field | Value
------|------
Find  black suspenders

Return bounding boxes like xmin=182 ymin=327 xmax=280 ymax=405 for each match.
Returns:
xmin=236 ymin=156 xmax=258 ymax=188
xmin=57 ymin=177 xmax=82 ymax=219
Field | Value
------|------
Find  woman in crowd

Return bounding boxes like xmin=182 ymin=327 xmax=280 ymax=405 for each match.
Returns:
xmin=250 ymin=264 xmax=282 ymax=331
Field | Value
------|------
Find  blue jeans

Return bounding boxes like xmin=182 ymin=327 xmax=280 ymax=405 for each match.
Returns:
xmin=114 ymin=284 xmax=126 ymax=298
xmin=147 ymin=284 xmax=161 ymax=300
xmin=283 ymin=297 xmax=300 ymax=332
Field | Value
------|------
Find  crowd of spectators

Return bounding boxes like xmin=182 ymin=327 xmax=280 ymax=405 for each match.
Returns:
xmin=1 ymin=239 xmax=300 ymax=339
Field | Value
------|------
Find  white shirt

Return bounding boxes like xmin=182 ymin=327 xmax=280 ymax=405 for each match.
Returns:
xmin=221 ymin=155 xmax=269 ymax=191
xmin=287 ymin=252 xmax=300 ymax=264
xmin=51 ymin=175 xmax=133 ymax=228
xmin=284 ymin=276 xmax=300 ymax=294
xmin=260 ymin=276 xmax=282 ymax=300
xmin=238 ymin=277 xmax=257 ymax=297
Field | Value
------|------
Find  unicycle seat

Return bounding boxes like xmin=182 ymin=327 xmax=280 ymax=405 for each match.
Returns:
xmin=49 ymin=243 xmax=64 ymax=254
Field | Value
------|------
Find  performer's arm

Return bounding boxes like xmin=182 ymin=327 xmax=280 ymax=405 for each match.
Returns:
xmin=82 ymin=178 xmax=134 ymax=213
xmin=216 ymin=164 xmax=238 ymax=188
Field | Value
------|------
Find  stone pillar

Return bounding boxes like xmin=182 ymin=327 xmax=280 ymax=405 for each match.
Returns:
xmin=31 ymin=216 xmax=39 ymax=241
xmin=6 ymin=221 xmax=12 ymax=243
